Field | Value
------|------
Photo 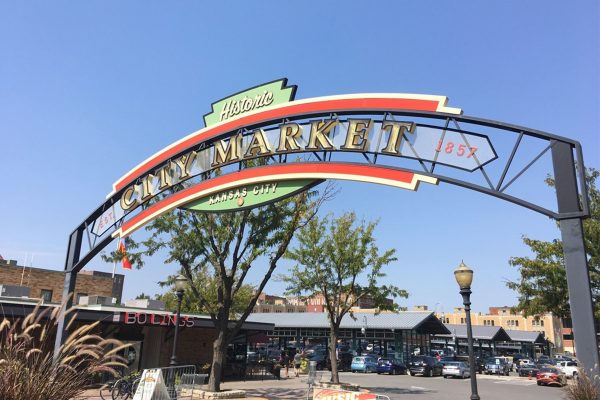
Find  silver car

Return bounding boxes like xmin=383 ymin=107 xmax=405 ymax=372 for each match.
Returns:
xmin=443 ymin=361 xmax=471 ymax=379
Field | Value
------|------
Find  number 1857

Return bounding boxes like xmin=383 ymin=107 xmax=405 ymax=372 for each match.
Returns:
xmin=435 ymin=140 xmax=478 ymax=158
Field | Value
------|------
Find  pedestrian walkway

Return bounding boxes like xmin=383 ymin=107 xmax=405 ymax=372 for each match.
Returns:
xmin=77 ymin=372 xmax=560 ymax=400
xmin=78 ymin=375 xmax=309 ymax=399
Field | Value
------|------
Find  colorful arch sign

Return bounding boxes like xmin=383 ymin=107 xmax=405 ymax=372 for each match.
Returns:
xmin=95 ymin=78 xmax=502 ymax=239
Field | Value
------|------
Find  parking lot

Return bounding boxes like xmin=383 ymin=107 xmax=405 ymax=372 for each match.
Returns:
xmin=210 ymin=371 xmax=570 ymax=400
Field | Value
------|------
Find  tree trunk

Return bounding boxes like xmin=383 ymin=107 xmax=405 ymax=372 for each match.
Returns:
xmin=329 ymin=326 xmax=340 ymax=384
xmin=207 ymin=328 xmax=228 ymax=392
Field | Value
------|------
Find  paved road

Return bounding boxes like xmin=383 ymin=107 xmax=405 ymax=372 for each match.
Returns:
xmin=79 ymin=371 xmax=569 ymax=399
xmin=335 ymin=372 xmax=567 ymax=400
xmin=223 ymin=371 xmax=568 ymax=400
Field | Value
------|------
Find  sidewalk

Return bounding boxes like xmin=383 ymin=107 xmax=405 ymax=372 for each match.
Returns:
xmin=78 ymin=374 xmax=313 ymax=400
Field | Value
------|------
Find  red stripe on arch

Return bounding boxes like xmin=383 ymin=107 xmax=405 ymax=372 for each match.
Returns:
xmin=115 ymin=163 xmax=426 ymax=238
xmin=113 ymin=97 xmax=439 ymax=193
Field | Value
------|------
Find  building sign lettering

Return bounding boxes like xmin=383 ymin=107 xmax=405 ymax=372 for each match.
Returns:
xmin=184 ymin=179 xmax=320 ymax=212
xmin=203 ymin=78 xmax=296 ymax=127
xmin=101 ymin=81 xmax=494 ymax=239
xmin=118 ymin=119 xmax=494 ymax=212
xmin=122 ymin=312 xmax=195 ymax=327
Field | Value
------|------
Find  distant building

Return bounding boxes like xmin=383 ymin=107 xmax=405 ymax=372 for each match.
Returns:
xmin=252 ymin=292 xmax=393 ymax=314
xmin=0 ymin=258 xmax=124 ymax=304
xmin=435 ymin=305 xmax=563 ymax=353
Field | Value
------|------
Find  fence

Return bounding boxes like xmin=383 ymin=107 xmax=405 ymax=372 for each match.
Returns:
xmin=133 ymin=365 xmax=205 ymax=400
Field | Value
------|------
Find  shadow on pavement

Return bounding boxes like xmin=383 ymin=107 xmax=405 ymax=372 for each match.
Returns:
xmin=246 ymin=387 xmax=308 ymax=399
xmin=363 ymin=385 xmax=437 ymax=395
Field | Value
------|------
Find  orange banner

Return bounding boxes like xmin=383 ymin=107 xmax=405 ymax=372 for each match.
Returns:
xmin=313 ymin=388 xmax=377 ymax=400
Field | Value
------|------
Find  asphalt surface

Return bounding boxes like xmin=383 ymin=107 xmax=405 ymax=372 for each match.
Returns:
xmin=225 ymin=371 xmax=568 ymax=400
xmin=80 ymin=371 xmax=569 ymax=399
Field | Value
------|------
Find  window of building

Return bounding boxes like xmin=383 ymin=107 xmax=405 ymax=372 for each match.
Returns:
xmin=540 ymin=320 xmax=544 ymax=327
xmin=40 ymin=289 xmax=53 ymax=303
xmin=460 ymin=318 xmax=465 ymax=324
xmin=515 ymin=320 xmax=519 ymax=327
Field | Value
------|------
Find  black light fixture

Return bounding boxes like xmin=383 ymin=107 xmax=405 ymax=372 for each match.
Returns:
xmin=454 ymin=261 xmax=480 ymax=400
xmin=169 ymin=274 xmax=187 ymax=366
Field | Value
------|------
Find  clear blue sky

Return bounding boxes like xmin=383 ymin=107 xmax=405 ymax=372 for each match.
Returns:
xmin=1 ymin=1 xmax=598 ymax=313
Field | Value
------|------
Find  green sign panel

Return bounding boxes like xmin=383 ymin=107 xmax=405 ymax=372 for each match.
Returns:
xmin=184 ymin=179 xmax=320 ymax=212
xmin=203 ymin=78 xmax=296 ymax=127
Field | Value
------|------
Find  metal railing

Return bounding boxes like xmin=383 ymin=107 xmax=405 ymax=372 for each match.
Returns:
xmin=133 ymin=365 xmax=204 ymax=400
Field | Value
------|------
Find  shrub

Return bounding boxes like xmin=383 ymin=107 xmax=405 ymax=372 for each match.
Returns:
xmin=564 ymin=366 xmax=600 ymax=400
xmin=0 ymin=302 xmax=127 ymax=400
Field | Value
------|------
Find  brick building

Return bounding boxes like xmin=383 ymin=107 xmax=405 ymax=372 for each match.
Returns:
xmin=0 ymin=258 xmax=124 ymax=304
xmin=252 ymin=292 xmax=394 ymax=314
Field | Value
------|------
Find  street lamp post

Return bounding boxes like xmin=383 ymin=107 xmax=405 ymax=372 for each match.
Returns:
xmin=169 ymin=275 xmax=187 ymax=367
xmin=360 ymin=316 xmax=367 ymax=355
xmin=454 ymin=261 xmax=480 ymax=400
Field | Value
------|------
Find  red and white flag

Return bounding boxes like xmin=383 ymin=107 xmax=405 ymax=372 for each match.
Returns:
xmin=117 ymin=238 xmax=132 ymax=270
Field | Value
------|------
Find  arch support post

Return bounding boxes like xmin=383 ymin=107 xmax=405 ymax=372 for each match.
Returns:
xmin=52 ymin=228 xmax=83 ymax=362
xmin=552 ymin=141 xmax=599 ymax=378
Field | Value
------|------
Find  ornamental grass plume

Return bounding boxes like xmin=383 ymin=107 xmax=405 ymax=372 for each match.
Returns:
xmin=0 ymin=300 xmax=128 ymax=400
xmin=564 ymin=366 xmax=600 ymax=400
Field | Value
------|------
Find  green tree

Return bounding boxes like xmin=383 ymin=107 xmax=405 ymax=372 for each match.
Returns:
xmin=154 ymin=271 xmax=254 ymax=317
xmin=281 ymin=212 xmax=407 ymax=384
xmin=106 ymin=182 xmax=332 ymax=392
xmin=507 ymin=168 xmax=600 ymax=319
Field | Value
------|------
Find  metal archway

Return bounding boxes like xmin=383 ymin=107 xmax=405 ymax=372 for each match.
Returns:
xmin=53 ymin=86 xmax=598 ymax=375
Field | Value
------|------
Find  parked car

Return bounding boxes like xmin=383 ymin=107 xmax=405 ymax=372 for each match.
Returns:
xmin=441 ymin=355 xmax=484 ymax=373
xmin=326 ymin=352 xmax=354 ymax=372
xmin=518 ymin=361 xmax=541 ymax=377
xmin=497 ymin=356 xmax=514 ymax=372
xmin=536 ymin=367 xmax=567 ymax=387
xmin=376 ymin=358 xmax=407 ymax=375
xmin=408 ymin=356 xmax=443 ymax=377
xmin=554 ymin=354 xmax=575 ymax=362
xmin=484 ymin=357 xmax=510 ymax=375
xmin=536 ymin=355 xmax=553 ymax=364
xmin=351 ymin=356 xmax=378 ymax=373
xmin=512 ymin=353 xmax=527 ymax=367
xmin=443 ymin=361 xmax=471 ymax=379
xmin=556 ymin=360 xmax=579 ymax=378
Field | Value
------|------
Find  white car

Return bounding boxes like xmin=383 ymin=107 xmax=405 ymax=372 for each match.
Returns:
xmin=443 ymin=361 xmax=471 ymax=379
xmin=556 ymin=360 xmax=579 ymax=378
